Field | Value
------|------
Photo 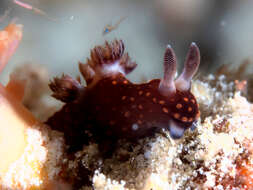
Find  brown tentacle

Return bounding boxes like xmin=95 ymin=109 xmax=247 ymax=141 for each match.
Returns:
xmin=85 ymin=40 xmax=136 ymax=75
xmin=158 ymin=45 xmax=177 ymax=97
xmin=49 ymin=74 xmax=84 ymax=103
xmin=175 ymin=42 xmax=200 ymax=91
xmin=79 ymin=62 xmax=95 ymax=85
xmin=119 ymin=53 xmax=137 ymax=74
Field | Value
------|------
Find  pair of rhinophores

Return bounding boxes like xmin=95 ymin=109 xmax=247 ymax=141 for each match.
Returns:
xmin=46 ymin=40 xmax=200 ymax=151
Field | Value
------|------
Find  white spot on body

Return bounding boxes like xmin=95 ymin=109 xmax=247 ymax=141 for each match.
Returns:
xmin=132 ymin=123 xmax=139 ymax=130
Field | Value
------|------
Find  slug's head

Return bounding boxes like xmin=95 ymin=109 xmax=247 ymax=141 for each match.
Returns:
xmin=159 ymin=43 xmax=200 ymax=139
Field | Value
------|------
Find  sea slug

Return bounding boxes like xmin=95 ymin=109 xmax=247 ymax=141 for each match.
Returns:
xmin=46 ymin=40 xmax=200 ymax=151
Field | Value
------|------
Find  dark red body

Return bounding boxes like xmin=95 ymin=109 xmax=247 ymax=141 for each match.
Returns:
xmin=46 ymin=40 xmax=200 ymax=152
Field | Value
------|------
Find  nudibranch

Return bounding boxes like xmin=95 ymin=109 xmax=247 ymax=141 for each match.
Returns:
xmin=46 ymin=40 xmax=200 ymax=150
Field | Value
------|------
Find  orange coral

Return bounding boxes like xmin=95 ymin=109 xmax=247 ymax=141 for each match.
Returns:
xmin=0 ymin=23 xmax=37 ymax=173
xmin=0 ymin=23 xmax=22 ymax=73
xmin=237 ymin=165 xmax=253 ymax=189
